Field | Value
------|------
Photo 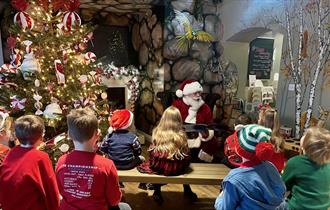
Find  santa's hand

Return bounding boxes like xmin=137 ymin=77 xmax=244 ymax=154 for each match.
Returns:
xmin=199 ymin=129 xmax=214 ymax=142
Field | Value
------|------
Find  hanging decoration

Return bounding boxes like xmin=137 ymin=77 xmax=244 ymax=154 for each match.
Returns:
xmin=10 ymin=95 xmax=26 ymax=110
xmin=54 ymin=59 xmax=65 ymax=84
xmin=33 ymin=94 xmax=43 ymax=115
xmin=14 ymin=12 xmax=34 ymax=30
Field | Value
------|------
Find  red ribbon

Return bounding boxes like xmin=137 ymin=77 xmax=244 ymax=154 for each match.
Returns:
xmin=11 ymin=0 xmax=28 ymax=11
xmin=64 ymin=0 xmax=80 ymax=11
xmin=7 ymin=37 xmax=16 ymax=49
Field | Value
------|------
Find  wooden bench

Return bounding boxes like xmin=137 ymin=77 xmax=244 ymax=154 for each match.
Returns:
xmin=118 ymin=163 xmax=231 ymax=185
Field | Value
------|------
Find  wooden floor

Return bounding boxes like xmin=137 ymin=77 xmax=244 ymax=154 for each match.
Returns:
xmin=120 ymin=144 xmax=221 ymax=210
xmin=122 ymin=182 xmax=220 ymax=210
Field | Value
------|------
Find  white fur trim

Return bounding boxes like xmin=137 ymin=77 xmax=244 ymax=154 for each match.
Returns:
xmin=108 ymin=127 xmax=114 ymax=134
xmin=176 ymin=89 xmax=183 ymax=98
xmin=182 ymin=81 xmax=203 ymax=96
xmin=199 ymin=129 xmax=214 ymax=142
xmin=234 ymin=124 xmax=245 ymax=131
xmin=187 ymin=137 xmax=201 ymax=148
xmin=198 ymin=150 xmax=213 ymax=162
xmin=185 ymin=108 xmax=197 ymax=124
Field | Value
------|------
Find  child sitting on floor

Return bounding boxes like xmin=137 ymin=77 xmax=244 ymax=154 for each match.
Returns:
xmin=215 ymin=124 xmax=286 ymax=210
xmin=224 ymin=113 xmax=251 ymax=168
xmin=281 ymin=127 xmax=330 ymax=210
xmin=0 ymin=115 xmax=60 ymax=210
xmin=137 ymin=106 xmax=191 ymax=203
xmin=100 ymin=109 xmax=144 ymax=170
xmin=56 ymin=108 xmax=131 ymax=210
xmin=258 ymin=105 xmax=286 ymax=171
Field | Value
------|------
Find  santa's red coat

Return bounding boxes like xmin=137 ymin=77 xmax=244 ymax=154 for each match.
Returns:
xmin=172 ymin=99 xmax=213 ymax=124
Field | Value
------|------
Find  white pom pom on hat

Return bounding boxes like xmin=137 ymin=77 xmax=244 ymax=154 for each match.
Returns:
xmin=176 ymin=80 xmax=203 ymax=98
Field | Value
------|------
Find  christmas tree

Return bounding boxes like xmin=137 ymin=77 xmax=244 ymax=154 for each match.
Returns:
xmin=0 ymin=0 xmax=110 ymax=165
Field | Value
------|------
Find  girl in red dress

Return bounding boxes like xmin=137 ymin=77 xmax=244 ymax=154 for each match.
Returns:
xmin=138 ymin=106 xmax=191 ymax=203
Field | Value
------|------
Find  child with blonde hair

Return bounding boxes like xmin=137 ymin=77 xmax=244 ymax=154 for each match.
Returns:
xmin=0 ymin=112 xmax=13 ymax=164
xmin=138 ymin=106 xmax=192 ymax=203
xmin=258 ymin=106 xmax=286 ymax=171
xmin=281 ymin=127 xmax=330 ymax=210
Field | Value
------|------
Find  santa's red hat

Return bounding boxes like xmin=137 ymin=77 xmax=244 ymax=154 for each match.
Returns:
xmin=176 ymin=80 xmax=203 ymax=98
xmin=108 ymin=109 xmax=134 ymax=133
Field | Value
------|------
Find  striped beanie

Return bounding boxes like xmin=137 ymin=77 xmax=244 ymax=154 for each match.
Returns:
xmin=236 ymin=124 xmax=273 ymax=161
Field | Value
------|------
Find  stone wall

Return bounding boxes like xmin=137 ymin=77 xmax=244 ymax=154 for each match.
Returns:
xmin=132 ymin=12 xmax=165 ymax=134
xmin=134 ymin=1 xmax=240 ymax=134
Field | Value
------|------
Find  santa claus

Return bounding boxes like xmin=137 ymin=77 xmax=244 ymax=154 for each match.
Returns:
xmin=172 ymin=80 xmax=217 ymax=162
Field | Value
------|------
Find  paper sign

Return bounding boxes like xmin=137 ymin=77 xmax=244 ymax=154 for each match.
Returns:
xmin=274 ymin=73 xmax=279 ymax=81
xmin=288 ymin=84 xmax=295 ymax=91
xmin=249 ymin=75 xmax=257 ymax=87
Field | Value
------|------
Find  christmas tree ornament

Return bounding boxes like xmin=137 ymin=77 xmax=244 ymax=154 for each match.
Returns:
xmin=54 ymin=60 xmax=65 ymax=84
xmin=10 ymin=49 xmax=22 ymax=68
xmin=22 ymin=40 xmax=32 ymax=53
xmin=101 ymin=92 xmax=108 ymax=100
xmin=33 ymin=94 xmax=43 ymax=115
xmin=73 ymin=96 xmax=90 ymax=108
xmin=10 ymin=95 xmax=26 ymax=110
xmin=43 ymin=102 xmax=62 ymax=119
xmin=84 ymin=52 xmax=97 ymax=64
xmin=62 ymin=11 xmax=81 ymax=31
xmin=0 ymin=64 xmax=17 ymax=76
xmin=59 ymin=143 xmax=70 ymax=153
xmin=34 ymin=79 xmax=40 ymax=87
xmin=79 ymin=75 xmax=88 ymax=84
xmin=21 ymin=53 xmax=41 ymax=80
xmin=14 ymin=11 xmax=34 ymax=30
xmin=79 ymin=43 xmax=87 ymax=51
xmin=62 ymin=50 xmax=68 ymax=64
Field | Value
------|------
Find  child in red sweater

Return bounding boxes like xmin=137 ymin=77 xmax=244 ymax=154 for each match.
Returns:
xmin=0 ymin=115 xmax=60 ymax=210
xmin=56 ymin=108 xmax=131 ymax=210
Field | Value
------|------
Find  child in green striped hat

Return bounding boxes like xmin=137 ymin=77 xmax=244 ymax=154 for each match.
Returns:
xmin=215 ymin=124 xmax=286 ymax=210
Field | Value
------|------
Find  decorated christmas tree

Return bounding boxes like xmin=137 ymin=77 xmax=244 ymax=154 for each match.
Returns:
xmin=0 ymin=0 xmax=111 ymax=165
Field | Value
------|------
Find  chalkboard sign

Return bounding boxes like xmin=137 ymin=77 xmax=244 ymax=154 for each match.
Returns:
xmin=248 ymin=38 xmax=274 ymax=79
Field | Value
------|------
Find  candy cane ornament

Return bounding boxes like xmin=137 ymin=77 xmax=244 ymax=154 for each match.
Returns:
xmin=54 ymin=60 xmax=65 ymax=84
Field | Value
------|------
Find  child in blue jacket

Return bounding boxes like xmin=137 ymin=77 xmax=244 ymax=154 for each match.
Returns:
xmin=215 ymin=124 xmax=286 ymax=210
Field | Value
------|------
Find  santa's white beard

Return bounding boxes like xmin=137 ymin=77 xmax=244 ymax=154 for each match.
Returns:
xmin=183 ymin=96 xmax=205 ymax=124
